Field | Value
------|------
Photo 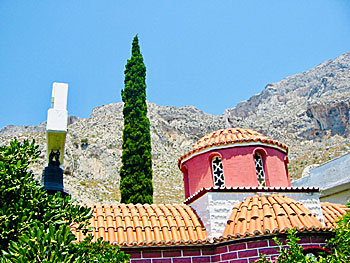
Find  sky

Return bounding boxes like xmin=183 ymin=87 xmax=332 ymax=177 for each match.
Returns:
xmin=1 ymin=1 xmax=350 ymax=129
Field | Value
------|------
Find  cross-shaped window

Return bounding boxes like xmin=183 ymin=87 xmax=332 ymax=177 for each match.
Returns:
xmin=254 ymin=152 xmax=266 ymax=187
xmin=212 ymin=156 xmax=225 ymax=187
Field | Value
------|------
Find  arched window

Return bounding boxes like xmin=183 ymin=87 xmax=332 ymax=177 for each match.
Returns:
xmin=182 ymin=167 xmax=190 ymax=198
xmin=254 ymin=152 xmax=266 ymax=187
xmin=212 ymin=156 xmax=225 ymax=187
xmin=302 ymin=247 xmax=331 ymax=259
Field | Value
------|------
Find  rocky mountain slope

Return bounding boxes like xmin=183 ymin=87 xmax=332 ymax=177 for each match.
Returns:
xmin=1 ymin=52 xmax=349 ymax=204
xmin=0 ymin=103 xmax=224 ymax=204
xmin=225 ymin=52 xmax=350 ymax=178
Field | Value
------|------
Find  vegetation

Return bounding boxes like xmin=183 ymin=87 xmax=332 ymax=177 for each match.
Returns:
xmin=120 ymin=35 xmax=153 ymax=204
xmin=323 ymin=208 xmax=350 ymax=262
xmin=257 ymin=207 xmax=350 ymax=263
xmin=257 ymin=230 xmax=318 ymax=263
xmin=0 ymin=139 xmax=129 ymax=262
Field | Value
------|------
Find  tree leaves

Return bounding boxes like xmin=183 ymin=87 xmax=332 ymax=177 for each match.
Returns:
xmin=120 ymin=35 xmax=153 ymax=204
xmin=0 ymin=139 xmax=129 ymax=262
xmin=257 ymin=209 xmax=350 ymax=263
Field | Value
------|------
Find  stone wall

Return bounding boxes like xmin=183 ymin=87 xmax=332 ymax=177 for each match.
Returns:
xmin=188 ymin=190 xmax=323 ymax=239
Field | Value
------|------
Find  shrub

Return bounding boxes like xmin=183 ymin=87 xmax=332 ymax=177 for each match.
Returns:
xmin=0 ymin=139 xmax=129 ymax=262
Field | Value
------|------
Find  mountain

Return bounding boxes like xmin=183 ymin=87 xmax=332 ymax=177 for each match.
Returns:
xmin=0 ymin=103 xmax=224 ymax=204
xmin=1 ymin=52 xmax=349 ymax=204
xmin=225 ymin=52 xmax=350 ymax=139
xmin=225 ymin=52 xmax=350 ymax=177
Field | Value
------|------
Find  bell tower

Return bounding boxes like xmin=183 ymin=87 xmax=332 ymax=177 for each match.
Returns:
xmin=42 ymin=82 xmax=69 ymax=195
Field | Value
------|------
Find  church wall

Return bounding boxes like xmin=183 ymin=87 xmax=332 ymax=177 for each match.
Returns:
xmin=123 ymin=233 xmax=329 ymax=263
xmin=183 ymin=146 xmax=289 ymax=198
xmin=187 ymin=190 xmax=323 ymax=240
xmin=189 ymin=192 xmax=242 ymax=239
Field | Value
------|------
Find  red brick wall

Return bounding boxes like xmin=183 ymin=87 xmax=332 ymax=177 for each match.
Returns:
xmin=123 ymin=234 xmax=328 ymax=263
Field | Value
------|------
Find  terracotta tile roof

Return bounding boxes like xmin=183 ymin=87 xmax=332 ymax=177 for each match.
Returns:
xmin=184 ymin=186 xmax=320 ymax=205
xmin=222 ymin=194 xmax=324 ymax=239
xmin=71 ymin=203 xmax=208 ymax=247
xmin=178 ymin=128 xmax=288 ymax=166
xmin=321 ymin=202 xmax=350 ymax=228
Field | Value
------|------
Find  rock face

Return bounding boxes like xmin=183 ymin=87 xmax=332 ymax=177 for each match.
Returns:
xmin=306 ymin=101 xmax=350 ymax=138
xmin=0 ymin=103 xmax=224 ymax=204
xmin=225 ymin=52 xmax=350 ymax=162
xmin=1 ymin=52 xmax=350 ymax=204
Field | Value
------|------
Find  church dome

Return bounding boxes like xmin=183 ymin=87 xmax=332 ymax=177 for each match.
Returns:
xmin=178 ymin=127 xmax=288 ymax=166
xmin=222 ymin=194 xmax=323 ymax=239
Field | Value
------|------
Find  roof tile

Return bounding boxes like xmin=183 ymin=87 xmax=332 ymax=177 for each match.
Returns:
xmin=72 ymin=198 xmax=348 ymax=247
xmin=72 ymin=203 xmax=207 ymax=247
xmin=178 ymin=128 xmax=288 ymax=166
xmin=223 ymin=194 xmax=323 ymax=238
xmin=321 ymin=202 xmax=350 ymax=228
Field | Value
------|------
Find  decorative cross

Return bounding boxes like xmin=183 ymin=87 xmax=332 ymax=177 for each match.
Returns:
xmin=213 ymin=157 xmax=221 ymax=166
xmin=212 ymin=156 xmax=225 ymax=187
xmin=257 ymin=175 xmax=265 ymax=186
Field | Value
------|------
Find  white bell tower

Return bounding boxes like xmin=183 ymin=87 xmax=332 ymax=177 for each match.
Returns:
xmin=42 ymin=82 xmax=69 ymax=194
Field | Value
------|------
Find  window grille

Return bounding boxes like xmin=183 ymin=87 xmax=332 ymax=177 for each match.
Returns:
xmin=254 ymin=152 xmax=266 ymax=187
xmin=212 ymin=156 xmax=225 ymax=187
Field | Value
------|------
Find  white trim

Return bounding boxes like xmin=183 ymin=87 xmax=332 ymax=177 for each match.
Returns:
xmin=180 ymin=142 xmax=287 ymax=167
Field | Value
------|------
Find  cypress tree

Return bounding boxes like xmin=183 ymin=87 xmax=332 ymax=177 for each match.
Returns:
xmin=120 ymin=35 xmax=153 ymax=204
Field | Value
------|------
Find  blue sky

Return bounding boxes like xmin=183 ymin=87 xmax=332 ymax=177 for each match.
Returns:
xmin=1 ymin=1 xmax=350 ymax=129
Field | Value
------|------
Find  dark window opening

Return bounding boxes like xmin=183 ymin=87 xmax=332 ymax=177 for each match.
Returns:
xmin=254 ymin=152 xmax=266 ymax=187
xmin=212 ymin=156 xmax=225 ymax=187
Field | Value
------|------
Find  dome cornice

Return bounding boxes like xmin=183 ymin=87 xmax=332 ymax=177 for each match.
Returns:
xmin=178 ymin=128 xmax=288 ymax=167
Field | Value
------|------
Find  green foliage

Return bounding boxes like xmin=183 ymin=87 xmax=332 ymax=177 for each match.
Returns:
xmin=257 ymin=207 xmax=350 ymax=263
xmin=2 ymin=223 xmax=76 ymax=262
xmin=2 ymin=223 xmax=129 ymax=263
xmin=0 ymin=139 xmax=129 ymax=262
xmin=120 ymin=35 xmax=153 ymax=204
xmin=73 ymin=235 xmax=129 ymax=262
xmin=320 ymin=207 xmax=350 ymax=263
xmin=257 ymin=229 xmax=318 ymax=262
xmin=277 ymin=230 xmax=314 ymax=262
xmin=0 ymin=139 xmax=90 ymax=253
xmin=278 ymin=229 xmax=315 ymax=262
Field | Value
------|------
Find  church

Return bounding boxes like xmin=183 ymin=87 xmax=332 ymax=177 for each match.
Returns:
xmin=70 ymin=127 xmax=348 ymax=263
xmin=44 ymin=83 xmax=348 ymax=262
